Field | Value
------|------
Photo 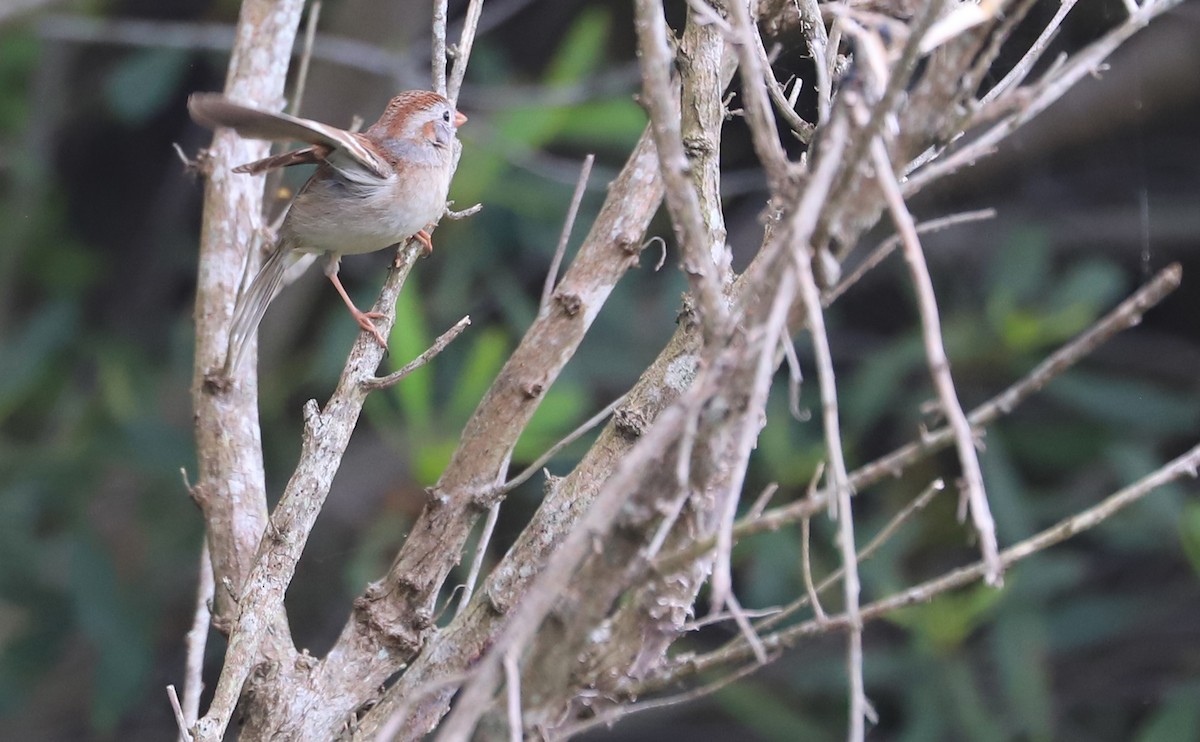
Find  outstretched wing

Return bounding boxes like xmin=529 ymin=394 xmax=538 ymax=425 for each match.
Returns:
xmin=188 ymin=94 xmax=389 ymax=179
xmin=232 ymin=146 xmax=325 ymax=175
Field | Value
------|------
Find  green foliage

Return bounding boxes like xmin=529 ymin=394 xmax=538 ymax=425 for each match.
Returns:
xmin=105 ymin=48 xmax=191 ymax=125
xmin=887 ymin=583 xmax=1005 ymax=653
xmin=740 ymin=234 xmax=1199 ymax=740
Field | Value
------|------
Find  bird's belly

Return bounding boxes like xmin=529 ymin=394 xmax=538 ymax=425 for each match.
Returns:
xmin=284 ymin=166 xmax=450 ymax=256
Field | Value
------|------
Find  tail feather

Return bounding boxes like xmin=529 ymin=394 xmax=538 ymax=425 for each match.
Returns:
xmin=223 ymin=247 xmax=300 ymax=374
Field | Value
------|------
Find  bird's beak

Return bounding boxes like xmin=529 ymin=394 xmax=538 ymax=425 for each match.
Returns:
xmin=454 ymin=111 xmax=468 ymax=127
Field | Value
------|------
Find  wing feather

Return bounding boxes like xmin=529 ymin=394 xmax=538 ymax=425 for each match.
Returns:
xmin=188 ymin=94 xmax=389 ymax=179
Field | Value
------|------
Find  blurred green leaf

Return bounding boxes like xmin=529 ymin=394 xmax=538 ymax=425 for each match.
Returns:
xmin=512 ymin=382 xmax=587 ymax=461
xmin=1134 ymin=683 xmax=1200 ymax=742
xmin=993 ymin=609 xmax=1053 ymax=741
xmin=71 ymin=538 xmax=152 ymax=731
xmin=1178 ymin=500 xmax=1200 ymax=578
xmin=0 ymin=301 xmax=78 ymax=422
xmin=716 ymin=679 xmax=827 ymax=741
xmin=447 ymin=328 xmax=510 ymax=422
xmin=105 ymin=48 xmax=190 ymax=124
xmin=387 ymin=281 xmax=433 ymax=429
xmin=1048 ymin=372 xmax=1200 ymax=435
xmin=888 ymin=583 xmax=1005 ymax=652
xmin=414 ymin=437 xmax=459 ymax=485
xmin=987 ymin=227 xmax=1051 ymax=312
xmin=939 ymin=656 xmax=1008 ymax=742
xmin=0 ymin=30 xmax=37 ymax=133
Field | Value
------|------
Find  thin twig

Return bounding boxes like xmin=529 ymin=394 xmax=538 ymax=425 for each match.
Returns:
xmin=289 ymin=0 xmax=321 ymax=116
xmin=447 ymin=0 xmax=484 ymax=104
xmin=904 ymin=0 xmax=1184 ymax=195
xmin=794 ymin=238 xmax=865 ymax=740
xmin=757 ymin=478 xmax=945 ymax=633
xmin=823 ymin=209 xmax=997 ymax=305
xmin=455 ymin=503 xmax=501 ymax=617
xmin=167 ymin=685 xmax=192 ymax=742
xmin=746 ymin=482 xmax=781 ymax=521
xmin=541 ymin=154 xmax=595 ymax=310
xmin=980 ymin=0 xmax=1078 ymax=106
xmin=643 ymin=442 xmax=1200 ymax=691
xmin=362 ymin=316 xmax=471 ymax=392
xmin=633 ymin=0 xmax=729 ymax=338
xmin=432 ymin=0 xmax=449 ymax=94
xmin=431 ymin=400 xmax=698 ymax=742
xmin=800 ymin=516 xmax=826 ymax=621
xmin=181 ymin=542 xmax=213 ymax=737
xmin=503 ymin=650 xmax=523 ymax=742
xmin=722 ymin=0 xmax=797 ymax=176
xmin=751 ymin=19 xmax=817 ymax=142
xmin=644 ymin=408 xmax=699 ymax=560
xmin=444 ymin=201 xmax=483 ymax=220
xmin=872 ymin=135 xmax=1002 ymax=586
xmin=556 ymin=654 xmax=768 ymax=739
xmin=667 ymin=262 xmax=1181 ymax=562
xmin=795 ymin=0 xmax=831 ymax=123
xmin=781 ymin=329 xmax=804 ymax=420
xmin=495 ymin=393 xmax=628 ymax=497
xmin=726 ymin=592 xmax=769 ymax=664
xmin=711 ymin=270 xmax=798 ymax=613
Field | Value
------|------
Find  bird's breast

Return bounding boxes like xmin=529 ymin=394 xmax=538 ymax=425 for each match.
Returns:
xmin=283 ymin=160 xmax=453 ymax=257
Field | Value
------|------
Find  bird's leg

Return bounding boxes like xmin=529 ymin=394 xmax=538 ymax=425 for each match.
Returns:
xmin=323 ymin=257 xmax=388 ymax=348
xmin=416 ymin=229 xmax=433 ymax=256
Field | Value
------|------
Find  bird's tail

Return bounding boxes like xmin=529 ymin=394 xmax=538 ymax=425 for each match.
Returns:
xmin=223 ymin=246 xmax=300 ymax=375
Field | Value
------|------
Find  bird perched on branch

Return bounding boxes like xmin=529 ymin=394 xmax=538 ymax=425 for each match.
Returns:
xmin=188 ymin=90 xmax=467 ymax=374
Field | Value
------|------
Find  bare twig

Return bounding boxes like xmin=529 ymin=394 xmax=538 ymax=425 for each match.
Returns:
xmin=980 ymin=0 xmax=1079 ymax=106
xmin=447 ymin=0 xmax=484 ymax=104
xmin=503 ymin=650 xmax=523 ymax=742
xmin=496 ymin=393 xmax=628 ymax=497
xmin=800 ymin=515 xmax=826 ymax=621
xmin=362 ymin=316 xmax=471 ymax=392
xmin=455 ymin=503 xmax=501 ymax=617
xmin=643 ymin=442 xmax=1200 ymax=690
xmin=823 ymin=209 xmax=996 ymax=305
xmin=541 ymin=155 xmax=595 ymax=310
xmin=645 ymin=408 xmax=700 ymax=560
xmin=711 ymin=270 xmax=797 ymax=612
xmin=289 ymin=0 xmax=321 ymax=116
xmin=795 ymin=0 xmax=831 ymax=123
xmin=445 ymin=201 xmax=484 ymax=220
xmin=726 ymin=592 xmax=769 ymax=665
xmin=757 ymin=478 xmax=945 ymax=634
xmin=556 ymin=654 xmax=768 ymax=739
xmin=795 ymin=236 xmax=865 ymax=740
xmin=905 ymin=0 xmax=1184 ymax=194
xmin=180 ymin=542 xmax=213 ymax=738
xmin=658 ymin=263 xmax=1182 ymax=573
xmin=167 ymin=685 xmax=192 ymax=742
xmin=432 ymin=0 xmax=449 ymax=94
xmin=872 ymin=136 xmax=1001 ymax=586
xmin=432 ymin=402 xmax=697 ymax=741
xmin=747 ymin=482 xmax=781 ymax=521
xmin=633 ymin=0 xmax=729 ymax=337
xmin=722 ymin=0 xmax=798 ymax=174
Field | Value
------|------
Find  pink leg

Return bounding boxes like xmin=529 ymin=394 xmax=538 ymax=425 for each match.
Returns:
xmin=415 ymin=229 xmax=433 ymax=256
xmin=325 ymin=267 xmax=388 ymax=349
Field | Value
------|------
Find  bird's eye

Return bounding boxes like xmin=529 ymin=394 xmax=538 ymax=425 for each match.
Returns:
xmin=442 ymin=110 xmax=451 ymax=123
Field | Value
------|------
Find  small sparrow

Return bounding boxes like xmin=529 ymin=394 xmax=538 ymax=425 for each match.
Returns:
xmin=188 ymin=90 xmax=467 ymax=373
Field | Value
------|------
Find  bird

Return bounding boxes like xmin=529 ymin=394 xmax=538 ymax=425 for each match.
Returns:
xmin=187 ymin=90 xmax=467 ymax=374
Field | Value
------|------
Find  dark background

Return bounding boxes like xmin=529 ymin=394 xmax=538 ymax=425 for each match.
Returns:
xmin=1 ymin=1 xmax=1198 ymax=739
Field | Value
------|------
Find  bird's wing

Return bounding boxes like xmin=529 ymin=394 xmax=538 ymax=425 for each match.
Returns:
xmin=188 ymin=94 xmax=389 ymax=179
xmin=232 ymin=146 xmax=325 ymax=175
